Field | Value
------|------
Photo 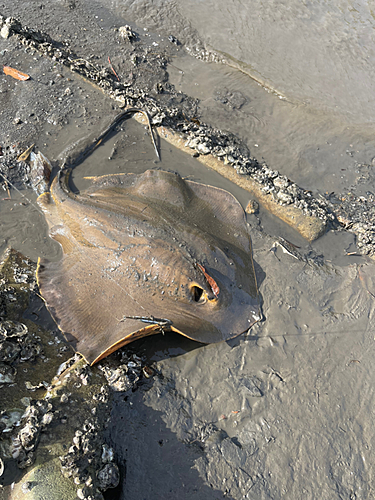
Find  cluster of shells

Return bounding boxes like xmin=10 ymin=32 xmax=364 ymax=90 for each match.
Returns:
xmin=180 ymin=121 xmax=334 ymax=222
xmin=0 ymin=321 xmax=42 ymax=387
xmin=98 ymin=352 xmax=154 ymax=392
xmin=59 ymin=417 xmax=119 ymax=500
xmin=10 ymin=399 xmax=53 ymax=469
xmin=54 ymin=351 xmax=156 ymax=499
xmin=46 ymin=356 xmax=120 ymax=500
xmin=185 ymin=44 xmax=225 ymax=64
xmin=0 ymin=15 xmax=148 ymax=105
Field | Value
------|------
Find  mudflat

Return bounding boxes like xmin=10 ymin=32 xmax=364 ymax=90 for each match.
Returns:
xmin=1 ymin=2 xmax=375 ymax=499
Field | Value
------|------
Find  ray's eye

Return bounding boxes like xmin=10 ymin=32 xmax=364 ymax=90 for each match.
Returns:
xmin=190 ymin=285 xmax=206 ymax=304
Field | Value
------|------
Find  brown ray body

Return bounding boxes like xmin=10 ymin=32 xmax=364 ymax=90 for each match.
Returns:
xmin=36 ymin=112 xmax=260 ymax=365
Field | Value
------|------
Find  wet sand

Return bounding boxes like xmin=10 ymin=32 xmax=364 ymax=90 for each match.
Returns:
xmin=1 ymin=2 xmax=375 ymax=499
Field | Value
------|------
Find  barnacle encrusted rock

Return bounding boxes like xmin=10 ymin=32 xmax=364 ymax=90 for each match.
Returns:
xmin=0 ymin=250 xmax=120 ymax=500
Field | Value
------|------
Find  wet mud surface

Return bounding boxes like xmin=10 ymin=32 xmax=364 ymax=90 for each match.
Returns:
xmin=1 ymin=1 xmax=375 ymax=499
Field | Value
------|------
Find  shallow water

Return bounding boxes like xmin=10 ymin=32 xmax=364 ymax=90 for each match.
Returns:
xmin=106 ymin=0 xmax=375 ymax=198
xmin=109 ymin=0 xmax=375 ymax=121
xmin=1 ymin=1 xmax=375 ymax=499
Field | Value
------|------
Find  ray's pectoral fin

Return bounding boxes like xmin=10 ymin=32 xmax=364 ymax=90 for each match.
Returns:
xmin=36 ymin=253 xmax=167 ymax=365
xmin=92 ymin=324 xmax=161 ymax=364
xmin=36 ymin=257 xmax=70 ymax=329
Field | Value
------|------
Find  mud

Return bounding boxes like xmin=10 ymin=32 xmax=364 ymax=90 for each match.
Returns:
xmin=0 ymin=2 xmax=375 ymax=500
xmin=0 ymin=10 xmax=338 ymax=243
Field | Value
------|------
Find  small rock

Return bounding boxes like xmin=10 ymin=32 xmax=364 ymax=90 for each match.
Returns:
xmin=77 ymin=486 xmax=90 ymax=499
xmin=41 ymin=412 xmax=53 ymax=426
xmin=19 ymin=422 xmax=39 ymax=451
xmin=60 ymin=393 xmax=69 ymax=403
xmin=245 ymin=200 xmax=259 ymax=214
xmin=118 ymin=25 xmax=136 ymax=42
xmin=186 ymin=137 xmax=199 ymax=149
xmin=197 ymin=143 xmax=211 ymax=155
xmin=168 ymin=35 xmax=179 ymax=45
xmin=277 ymin=191 xmax=293 ymax=204
xmin=0 ymin=25 xmax=10 ymax=39
xmin=0 ymin=340 xmax=21 ymax=363
xmin=287 ymin=183 xmax=299 ymax=196
xmin=97 ymin=463 xmax=120 ymax=491
xmin=21 ymin=481 xmax=33 ymax=493
xmin=142 ymin=366 xmax=154 ymax=379
xmin=0 ymin=362 xmax=16 ymax=384
xmin=273 ymin=176 xmax=289 ymax=189
xmin=215 ymin=149 xmax=226 ymax=157
xmin=101 ymin=444 xmax=114 ymax=463
xmin=0 ymin=320 xmax=28 ymax=338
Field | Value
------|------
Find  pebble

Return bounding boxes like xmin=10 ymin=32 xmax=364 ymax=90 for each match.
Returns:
xmin=0 ymin=363 xmax=16 ymax=384
xmin=101 ymin=444 xmax=114 ymax=463
xmin=197 ymin=143 xmax=211 ymax=155
xmin=118 ymin=25 xmax=136 ymax=42
xmin=21 ymin=481 xmax=32 ymax=493
xmin=0 ymin=25 xmax=10 ymax=39
xmin=277 ymin=191 xmax=293 ymax=204
xmin=245 ymin=199 xmax=259 ymax=214
xmin=97 ymin=463 xmax=120 ymax=490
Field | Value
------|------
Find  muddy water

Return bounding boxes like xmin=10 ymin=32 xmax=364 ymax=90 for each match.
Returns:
xmin=108 ymin=0 xmax=375 ymax=120
xmin=106 ymin=0 xmax=375 ymax=198
xmin=1 ymin=2 xmax=375 ymax=499
xmin=168 ymin=54 xmax=375 ymax=196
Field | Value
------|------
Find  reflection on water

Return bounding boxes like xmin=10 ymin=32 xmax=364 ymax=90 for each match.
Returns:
xmin=107 ymin=0 xmax=375 ymax=197
xmin=110 ymin=0 xmax=375 ymax=122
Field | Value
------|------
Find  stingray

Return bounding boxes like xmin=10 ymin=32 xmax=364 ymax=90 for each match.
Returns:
xmin=35 ymin=110 xmax=260 ymax=365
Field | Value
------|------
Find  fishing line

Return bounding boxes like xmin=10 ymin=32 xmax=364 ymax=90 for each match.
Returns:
xmin=1 ymin=169 xmax=373 ymax=342
xmin=1 ymin=108 xmax=373 ymax=342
